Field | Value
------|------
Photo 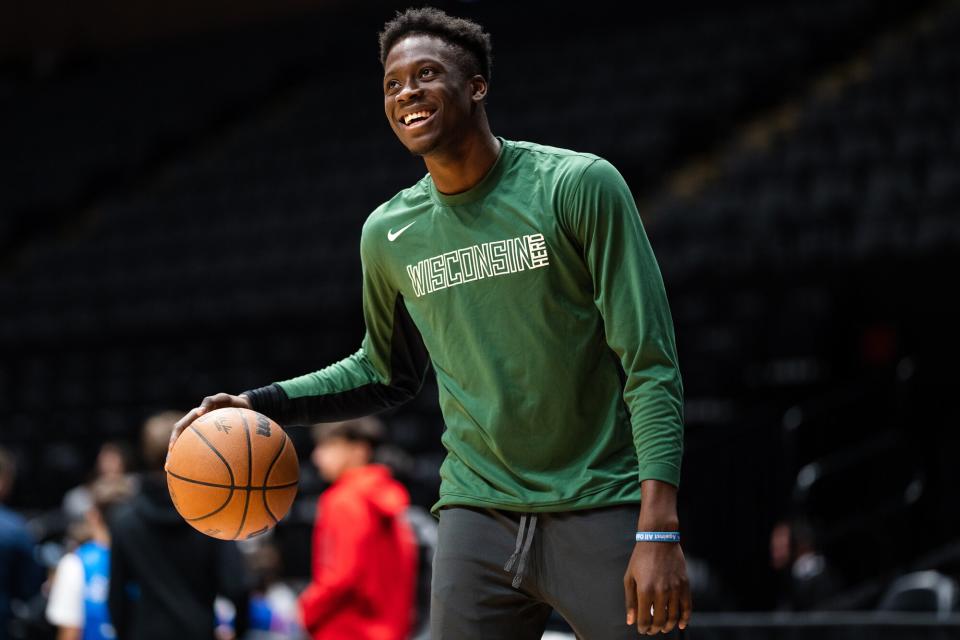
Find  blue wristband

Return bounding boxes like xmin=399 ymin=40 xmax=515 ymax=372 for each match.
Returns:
xmin=635 ymin=531 xmax=680 ymax=543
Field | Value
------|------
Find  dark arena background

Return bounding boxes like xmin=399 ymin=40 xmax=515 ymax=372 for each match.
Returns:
xmin=2 ymin=0 xmax=959 ymax=638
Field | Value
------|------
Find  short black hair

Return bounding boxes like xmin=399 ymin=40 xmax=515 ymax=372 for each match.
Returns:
xmin=379 ymin=7 xmax=492 ymax=82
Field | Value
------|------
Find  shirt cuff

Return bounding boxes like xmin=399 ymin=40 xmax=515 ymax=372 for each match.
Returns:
xmin=637 ymin=462 xmax=681 ymax=488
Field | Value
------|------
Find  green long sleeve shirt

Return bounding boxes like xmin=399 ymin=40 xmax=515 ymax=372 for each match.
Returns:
xmin=246 ymin=138 xmax=684 ymax=514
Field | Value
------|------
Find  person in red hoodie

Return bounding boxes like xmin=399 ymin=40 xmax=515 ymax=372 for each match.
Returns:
xmin=300 ymin=416 xmax=417 ymax=640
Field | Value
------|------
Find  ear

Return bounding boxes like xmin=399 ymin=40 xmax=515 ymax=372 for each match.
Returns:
xmin=469 ymin=75 xmax=488 ymax=103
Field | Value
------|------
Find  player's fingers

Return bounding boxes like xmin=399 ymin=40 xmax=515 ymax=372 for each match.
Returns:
xmin=678 ymin=581 xmax=693 ymax=630
xmin=171 ymin=408 xmax=200 ymax=446
xmin=649 ymin=588 xmax=668 ymax=634
xmin=198 ymin=393 xmax=226 ymax=415
xmin=199 ymin=392 xmax=247 ymax=415
xmin=167 ymin=409 xmax=198 ymax=471
xmin=663 ymin=588 xmax=681 ymax=634
xmin=623 ymin=573 xmax=638 ymax=626
xmin=636 ymin=589 xmax=654 ymax=635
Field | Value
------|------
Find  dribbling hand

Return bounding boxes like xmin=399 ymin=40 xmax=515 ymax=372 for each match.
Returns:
xmin=167 ymin=393 xmax=253 ymax=461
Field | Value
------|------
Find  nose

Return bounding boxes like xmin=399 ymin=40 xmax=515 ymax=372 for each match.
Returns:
xmin=396 ymin=79 xmax=422 ymax=104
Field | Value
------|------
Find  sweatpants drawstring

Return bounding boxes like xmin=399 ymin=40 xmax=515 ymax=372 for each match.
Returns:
xmin=503 ymin=513 xmax=538 ymax=588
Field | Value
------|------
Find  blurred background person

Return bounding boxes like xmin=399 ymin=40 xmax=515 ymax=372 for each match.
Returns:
xmin=299 ymin=418 xmax=416 ymax=640
xmin=107 ymin=412 xmax=250 ymax=640
xmin=0 ymin=448 xmax=43 ymax=640
xmin=770 ymin=518 xmax=842 ymax=611
xmin=246 ymin=542 xmax=304 ymax=640
xmin=61 ymin=443 xmax=136 ymax=526
xmin=45 ymin=477 xmax=133 ymax=640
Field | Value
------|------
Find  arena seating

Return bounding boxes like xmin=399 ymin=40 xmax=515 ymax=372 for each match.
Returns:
xmin=645 ymin=4 xmax=960 ymax=603
xmin=0 ymin=18 xmax=324 ymax=254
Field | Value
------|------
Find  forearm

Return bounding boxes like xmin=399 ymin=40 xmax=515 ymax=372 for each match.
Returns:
xmin=247 ymin=294 xmax=430 ymax=426
xmin=243 ymin=379 xmax=415 ymax=426
xmin=244 ymin=343 xmax=427 ymax=425
xmin=637 ymin=479 xmax=679 ymax=531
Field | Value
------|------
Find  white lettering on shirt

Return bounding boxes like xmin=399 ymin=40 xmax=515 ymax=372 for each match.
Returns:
xmin=405 ymin=234 xmax=550 ymax=298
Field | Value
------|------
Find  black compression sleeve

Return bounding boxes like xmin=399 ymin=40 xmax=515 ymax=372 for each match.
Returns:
xmin=243 ymin=295 xmax=430 ymax=426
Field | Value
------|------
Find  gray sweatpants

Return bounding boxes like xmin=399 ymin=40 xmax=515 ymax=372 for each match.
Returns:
xmin=430 ymin=505 xmax=643 ymax=639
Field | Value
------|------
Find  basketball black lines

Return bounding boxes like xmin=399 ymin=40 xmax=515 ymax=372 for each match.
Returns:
xmin=262 ymin=433 xmax=288 ymax=524
xmin=234 ymin=408 xmax=253 ymax=539
xmin=165 ymin=470 xmax=297 ymax=491
xmin=168 ymin=415 xmax=297 ymax=538
xmin=179 ymin=423 xmax=236 ymax=522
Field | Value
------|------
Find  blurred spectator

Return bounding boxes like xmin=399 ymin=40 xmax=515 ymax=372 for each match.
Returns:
xmin=107 ymin=412 xmax=250 ymax=640
xmin=770 ymin=518 xmax=842 ymax=610
xmin=246 ymin=543 xmax=303 ymax=639
xmin=0 ymin=447 xmax=43 ymax=640
xmin=46 ymin=477 xmax=134 ymax=640
xmin=299 ymin=418 xmax=416 ymax=640
xmin=398 ymin=505 xmax=437 ymax=639
xmin=62 ymin=443 xmax=136 ymax=524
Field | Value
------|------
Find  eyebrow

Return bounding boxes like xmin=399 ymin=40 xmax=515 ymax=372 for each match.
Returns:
xmin=383 ymin=57 xmax=446 ymax=78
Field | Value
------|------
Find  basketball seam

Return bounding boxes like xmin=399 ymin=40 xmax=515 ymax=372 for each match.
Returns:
xmin=166 ymin=470 xmax=298 ymax=491
xmin=168 ymin=474 xmax=236 ymax=522
xmin=262 ymin=432 xmax=288 ymax=524
xmin=234 ymin=408 xmax=254 ymax=540
xmin=168 ymin=424 xmax=237 ymax=522
xmin=186 ymin=423 xmax=236 ymax=486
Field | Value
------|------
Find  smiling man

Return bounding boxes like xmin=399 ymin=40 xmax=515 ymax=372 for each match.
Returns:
xmin=171 ymin=7 xmax=691 ymax=638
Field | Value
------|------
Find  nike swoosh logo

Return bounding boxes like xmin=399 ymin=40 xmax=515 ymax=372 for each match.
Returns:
xmin=387 ymin=220 xmax=417 ymax=242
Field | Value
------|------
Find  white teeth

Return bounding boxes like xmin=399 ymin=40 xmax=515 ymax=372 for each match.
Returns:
xmin=403 ymin=110 xmax=433 ymax=125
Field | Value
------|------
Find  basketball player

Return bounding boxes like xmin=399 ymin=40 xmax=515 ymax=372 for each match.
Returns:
xmin=172 ymin=7 xmax=691 ymax=637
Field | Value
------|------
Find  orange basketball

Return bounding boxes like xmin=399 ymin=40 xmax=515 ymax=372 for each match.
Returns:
xmin=166 ymin=407 xmax=299 ymax=541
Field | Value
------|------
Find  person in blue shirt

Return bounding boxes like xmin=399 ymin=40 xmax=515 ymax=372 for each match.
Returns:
xmin=0 ymin=447 xmax=43 ymax=640
xmin=47 ymin=477 xmax=133 ymax=640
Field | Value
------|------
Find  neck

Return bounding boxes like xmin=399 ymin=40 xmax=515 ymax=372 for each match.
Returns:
xmin=423 ymin=123 xmax=501 ymax=195
xmin=92 ymin=529 xmax=110 ymax=546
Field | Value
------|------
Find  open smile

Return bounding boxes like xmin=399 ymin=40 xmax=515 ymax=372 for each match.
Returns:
xmin=399 ymin=108 xmax=437 ymax=128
